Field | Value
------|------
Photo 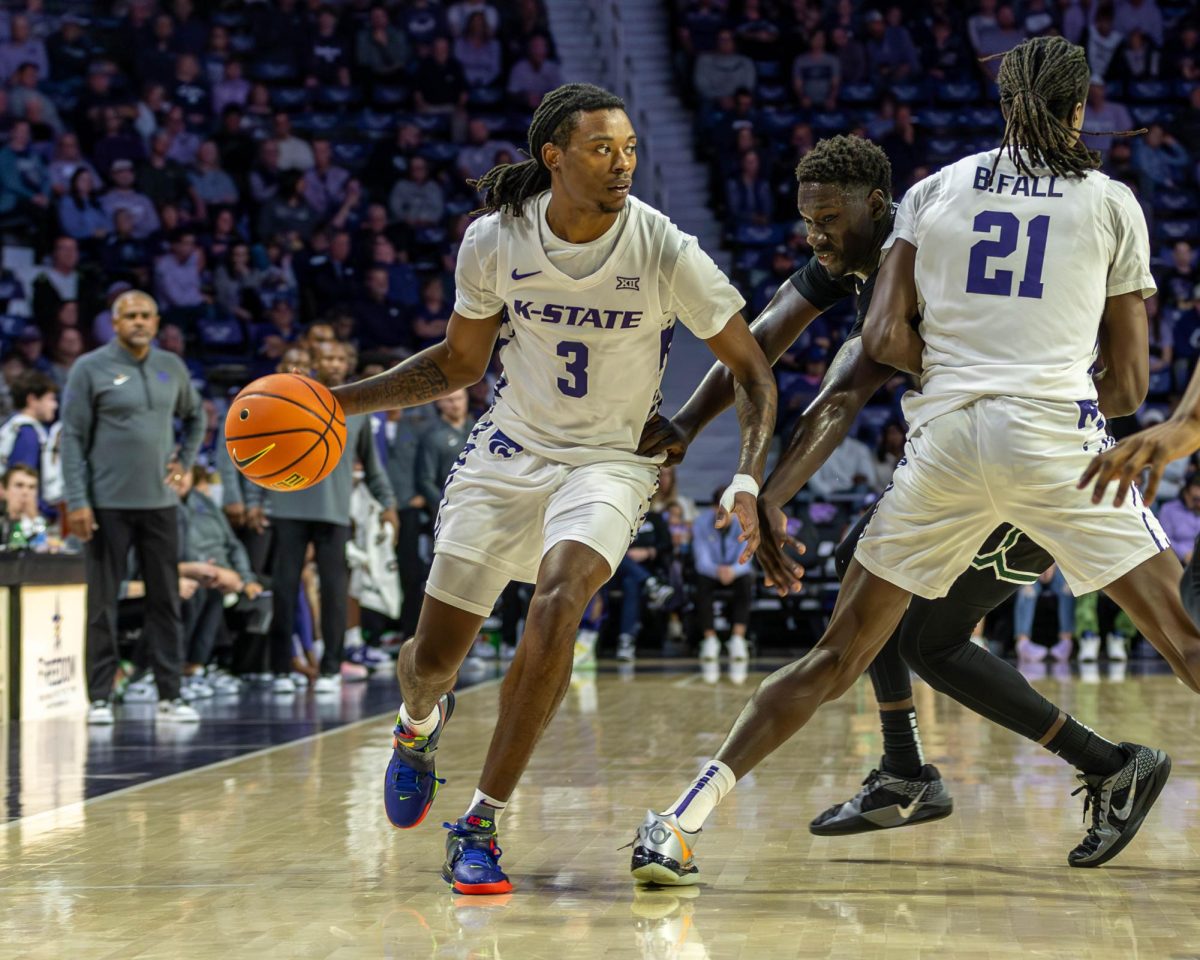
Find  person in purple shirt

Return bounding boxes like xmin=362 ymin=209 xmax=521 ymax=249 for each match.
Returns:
xmin=1158 ymin=473 xmax=1200 ymax=564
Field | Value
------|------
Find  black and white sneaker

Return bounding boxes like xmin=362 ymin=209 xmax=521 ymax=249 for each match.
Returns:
xmin=1068 ymin=742 xmax=1170 ymax=868
xmin=810 ymin=762 xmax=953 ymax=836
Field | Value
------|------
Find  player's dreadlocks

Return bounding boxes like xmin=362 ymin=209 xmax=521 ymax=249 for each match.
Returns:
xmin=794 ymin=135 xmax=892 ymax=202
xmin=469 ymin=83 xmax=626 ymax=217
xmin=985 ymin=36 xmax=1142 ymax=179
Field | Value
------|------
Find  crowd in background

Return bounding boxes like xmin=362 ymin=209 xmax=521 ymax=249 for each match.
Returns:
xmin=0 ymin=1 xmax=1198 ymax=714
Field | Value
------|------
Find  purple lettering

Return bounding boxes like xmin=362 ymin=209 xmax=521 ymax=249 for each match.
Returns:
xmin=603 ymin=309 xmax=622 ymax=329
xmin=1012 ymin=176 xmax=1030 ymax=196
xmin=541 ymin=303 xmax=563 ymax=324
xmin=576 ymin=308 xmax=603 ymax=328
xmin=1031 ymin=176 xmax=1047 ymax=197
xmin=995 ymin=173 xmax=1012 ymax=195
xmin=973 ymin=166 xmax=993 ymax=191
xmin=1048 ymin=177 xmax=1063 ymax=197
xmin=563 ymin=305 xmax=584 ymax=325
xmin=512 ymin=299 xmax=532 ymax=320
xmin=620 ymin=311 xmax=643 ymax=329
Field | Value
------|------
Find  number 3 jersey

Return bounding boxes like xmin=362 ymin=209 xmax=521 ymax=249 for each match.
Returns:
xmin=891 ymin=148 xmax=1156 ymax=431
xmin=453 ymin=190 xmax=744 ymax=465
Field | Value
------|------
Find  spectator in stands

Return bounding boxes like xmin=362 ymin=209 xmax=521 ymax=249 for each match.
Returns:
xmin=1058 ymin=0 xmax=1088 ymax=44
xmin=189 ymin=140 xmax=238 ymax=208
xmin=93 ymin=108 xmax=145 ymax=177
xmin=258 ymin=170 xmax=318 ymax=243
xmin=1158 ymin=473 xmax=1200 ymax=563
xmin=354 ymin=266 xmax=409 ymax=351
xmin=881 ymin=103 xmax=921 ymax=192
xmin=651 ymin=464 xmax=697 ymax=522
xmin=254 ymin=299 xmax=300 ymax=370
xmin=308 ymin=229 xmax=359 ymax=316
xmin=250 ymin=339 xmax=396 ymax=694
xmin=1165 ymin=20 xmax=1200 ymax=82
xmin=448 ymin=0 xmax=500 ymax=37
xmin=9 ymin=62 xmax=61 ymax=132
xmin=214 ymin=243 xmax=265 ymax=324
xmin=384 ymin=403 xmax=428 ymax=637
xmin=303 ymin=139 xmax=350 ymax=222
xmin=100 ymin=209 xmax=151 ymax=287
xmin=457 ymin=117 xmax=520 ymax=184
xmin=613 ymin=503 xmax=674 ymax=662
xmin=1113 ymin=29 xmax=1161 ymax=81
xmin=32 ymin=236 xmax=81 ymax=328
xmin=413 ymin=36 xmax=469 ymax=141
xmin=975 ymin=4 xmax=1026 ymax=79
xmin=693 ymin=490 xmax=753 ymax=663
xmin=403 ymin=0 xmax=448 ymax=53
xmin=693 ymin=28 xmax=755 ymax=105
xmin=1133 ymin=124 xmax=1190 ymax=195
xmin=389 ymin=155 xmax=445 ymax=227
xmin=1 ymin=464 xmax=44 ymax=541
xmin=212 ymin=59 xmax=249 ymax=118
xmin=46 ymin=13 xmax=94 ymax=82
xmin=202 ymin=23 xmax=231 ymax=85
xmin=872 ymin=419 xmax=906 ymax=492
xmin=808 ymin=428 xmax=877 ymax=498
xmin=307 ymin=4 xmax=351 ymax=87
xmin=76 ymin=67 xmax=125 ymax=145
xmin=455 ymin=12 xmax=503 ymax=90
xmin=358 ymin=5 xmax=410 ymax=82
xmin=50 ymin=327 xmax=83 ymax=390
xmin=369 ymin=233 xmax=419 ymax=306
xmin=154 ymin=227 xmax=204 ymax=312
xmin=924 ymin=16 xmax=970 ymax=82
xmin=684 ymin=0 xmax=728 ymax=54
xmin=0 ymin=15 xmax=47 ymax=83
xmin=139 ymin=129 xmax=195 ymax=213
xmin=1015 ymin=564 xmax=1075 ymax=662
xmin=64 ymin=289 xmax=205 ymax=725
xmin=101 ymin=159 xmax=160 ymax=239
xmin=163 ymin=106 xmax=202 ymax=167
xmin=1078 ymin=81 xmax=1133 ymax=158
xmin=248 ymin=139 xmax=282 ymax=208
xmin=0 ymin=119 xmax=49 ymax=240
xmin=1088 ymin=4 xmax=1126 ymax=81
xmin=170 ymin=53 xmax=211 ymax=131
xmin=1158 ymin=241 xmax=1198 ymax=313
xmin=413 ymin=275 xmax=452 ymax=347
xmin=734 ymin=0 xmax=782 ymax=62
xmin=176 ymin=465 xmax=262 ymax=689
xmin=1115 ymin=0 xmax=1164 ymax=47
xmin=1146 ymin=294 xmax=1174 ymax=397
xmin=58 ymin=168 xmax=111 ymax=245
xmin=11 ymin=326 xmax=52 ymax=377
xmin=140 ymin=12 xmax=180 ymax=87
xmin=271 ymin=113 xmax=315 ymax=173
xmin=725 ymin=149 xmax=773 ymax=225
xmin=792 ymin=30 xmax=840 ymax=110
xmin=48 ymin=132 xmax=98 ymax=197
xmin=829 ymin=25 xmax=866 ymax=85
xmin=863 ymin=8 xmax=919 ymax=83
xmin=415 ymin=388 xmax=474 ymax=517
xmin=0 ymin=370 xmax=57 ymax=484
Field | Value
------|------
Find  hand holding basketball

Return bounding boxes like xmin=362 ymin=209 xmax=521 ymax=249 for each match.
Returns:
xmin=225 ymin=374 xmax=347 ymax=491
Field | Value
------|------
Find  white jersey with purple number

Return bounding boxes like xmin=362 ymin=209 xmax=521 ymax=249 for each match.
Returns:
xmin=891 ymin=149 xmax=1156 ymax=431
xmin=453 ymin=190 xmax=744 ymax=465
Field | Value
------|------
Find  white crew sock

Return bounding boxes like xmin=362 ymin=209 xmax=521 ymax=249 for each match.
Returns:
xmin=661 ymin=759 xmax=737 ymax=833
xmin=464 ymin=788 xmax=508 ymax=827
xmin=399 ymin=701 xmax=440 ymax=737
xmin=344 ymin=625 xmax=362 ymax=649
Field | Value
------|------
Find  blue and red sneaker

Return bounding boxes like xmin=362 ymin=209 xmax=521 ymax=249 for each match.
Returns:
xmin=441 ymin=815 xmax=513 ymax=895
xmin=384 ymin=692 xmax=455 ymax=829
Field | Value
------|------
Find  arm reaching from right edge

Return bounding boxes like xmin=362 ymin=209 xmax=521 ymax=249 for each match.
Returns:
xmin=332 ymin=311 xmax=504 ymax=416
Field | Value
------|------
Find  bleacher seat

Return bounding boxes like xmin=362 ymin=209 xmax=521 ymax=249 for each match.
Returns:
xmin=762 ymin=109 xmax=802 ymax=133
xmin=270 ymin=86 xmax=310 ymax=111
xmin=197 ymin=312 xmax=247 ymax=357
xmin=1155 ymin=190 xmax=1198 ymax=215
xmin=839 ymin=82 xmax=878 ymax=105
xmin=1128 ymin=81 xmax=1173 ymax=102
xmin=891 ymin=81 xmax=930 ymax=104
xmin=935 ymin=81 xmax=979 ymax=104
xmin=1132 ymin=105 xmax=1173 ymax=126
xmin=249 ymin=58 xmax=298 ymax=83
xmin=372 ymin=85 xmax=409 ymax=107
xmin=1157 ymin=219 xmax=1200 ymax=243
xmin=755 ymin=83 xmax=788 ymax=104
xmin=754 ymin=60 xmax=783 ymax=81
xmin=917 ymin=108 xmax=957 ymax=130
xmin=332 ymin=141 xmax=370 ymax=170
xmin=812 ymin=111 xmax=849 ymax=133
xmin=731 ymin=223 xmax=787 ymax=247
xmin=359 ymin=109 xmax=399 ymax=138
xmin=317 ymin=86 xmax=363 ymax=109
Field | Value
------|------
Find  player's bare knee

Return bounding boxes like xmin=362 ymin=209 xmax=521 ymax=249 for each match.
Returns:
xmin=526 ymin=581 xmax=591 ymax=636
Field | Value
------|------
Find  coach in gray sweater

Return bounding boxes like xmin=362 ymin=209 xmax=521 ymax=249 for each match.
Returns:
xmin=245 ymin=341 xmax=397 ymax=692
xmin=62 ymin=289 xmax=206 ymax=722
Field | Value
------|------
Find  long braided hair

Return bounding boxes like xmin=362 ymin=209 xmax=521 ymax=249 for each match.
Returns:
xmin=985 ymin=36 xmax=1141 ymax=179
xmin=469 ymin=83 xmax=626 ymax=217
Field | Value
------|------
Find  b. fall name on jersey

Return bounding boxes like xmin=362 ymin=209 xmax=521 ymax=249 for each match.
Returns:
xmin=511 ymin=299 xmax=643 ymax=329
xmin=972 ymin=166 xmax=1064 ymax=198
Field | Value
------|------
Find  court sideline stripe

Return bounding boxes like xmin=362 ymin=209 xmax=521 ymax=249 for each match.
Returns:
xmin=3 ymin=676 xmax=503 ymax=831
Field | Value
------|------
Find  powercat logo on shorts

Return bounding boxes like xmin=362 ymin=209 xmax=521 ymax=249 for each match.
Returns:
xmin=487 ymin=429 xmax=524 ymax=459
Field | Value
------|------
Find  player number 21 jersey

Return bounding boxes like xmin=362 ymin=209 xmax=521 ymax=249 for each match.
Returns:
xmin=453 ymin=191 xmax=744 ymax=465
xmin=891 ymin=149 xmax=1156 ymax=431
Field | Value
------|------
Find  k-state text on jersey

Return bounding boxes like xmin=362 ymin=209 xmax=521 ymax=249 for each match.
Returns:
xmin=972 ymin=167 xmax=1064 ymax=198
xmin=511 ymin=299 xmax=643 ymax=329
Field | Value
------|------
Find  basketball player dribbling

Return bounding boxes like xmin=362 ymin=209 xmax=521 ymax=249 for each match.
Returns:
xmin=630 ymin=37 xmax=1200 ymax=882
xmin=330 ymin=83 xmax=777 ymax=894
xmin=638 ymin=133 xmax=1184 ymax=842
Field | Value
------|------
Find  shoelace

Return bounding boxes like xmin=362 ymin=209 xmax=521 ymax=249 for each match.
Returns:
xmin=460 ymin=843 xmax=503 ymax=871
xmin=1070 ymin=779 xmax=1105 ymax=851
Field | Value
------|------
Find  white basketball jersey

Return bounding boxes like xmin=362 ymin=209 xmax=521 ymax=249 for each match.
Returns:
xmin=892 ymin=149 xmax=1156 ymax=430
xmin=454 ymin=191 xmax=743 ymax=465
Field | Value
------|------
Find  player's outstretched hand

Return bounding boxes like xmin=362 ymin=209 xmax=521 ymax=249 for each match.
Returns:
xmin=1079 ymin=416 xmax=1200 ymax=506
xmin=715 ymin=490 xmax=760 ymax=564
xmin=755 ymin=501 xmax=805 ymax=597
xmin=636 ymin=414 xmax=691 ymax=465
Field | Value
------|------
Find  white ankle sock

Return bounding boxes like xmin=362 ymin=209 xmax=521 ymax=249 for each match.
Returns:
xmin=662 ymin=760 xmax=736 ymax=833
xmin=400 ymin=701 xmax=440 ymax=736
xmin=465 ymin=788 xmax=507 ymax=826
xmin=344 ymin=625 xmax=362 ymax=648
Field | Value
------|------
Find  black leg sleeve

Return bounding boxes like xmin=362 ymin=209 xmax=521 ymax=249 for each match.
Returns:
xmin=314 ymin=522 xmax=351 ymax=675
xmin=85 ymin=508 xmax=136 ymax=703
xmin=898 ymin=528 xmax=1060 ymax=742
xmin=268 ymin=518 xmax=309 ymax=675
xmin=134 ymin=507 xmax=184 ymax=701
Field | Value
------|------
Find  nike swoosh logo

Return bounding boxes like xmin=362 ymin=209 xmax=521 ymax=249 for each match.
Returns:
xmin=1111 ymin=767 xmax=1138 ymax=820
xmin=113 ymin=374 xmax=130 ymax=386
xmin=511 ymin=269 xmax=541 ymax=281
xmin=896 ymin=784 xmax=929 ymax=820
xmin=232 ymin=443 xmax=275 ymax=470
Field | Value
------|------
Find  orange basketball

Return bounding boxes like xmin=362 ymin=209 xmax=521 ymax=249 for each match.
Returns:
xmin=225 ymin=374 xmax=347 ymax=491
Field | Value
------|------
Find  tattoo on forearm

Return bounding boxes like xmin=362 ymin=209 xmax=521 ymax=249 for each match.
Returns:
xmin=734 ymin=380 xmax=777 ymax=478
xmin=341 ymin=356 xmax=451 ymax=414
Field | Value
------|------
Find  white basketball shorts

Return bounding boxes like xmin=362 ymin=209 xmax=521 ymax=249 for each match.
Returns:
xmin=426 ymin=417 xmax=659 ymax=615
xmin=855 ymin=396 xmax=1169 ymax=599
